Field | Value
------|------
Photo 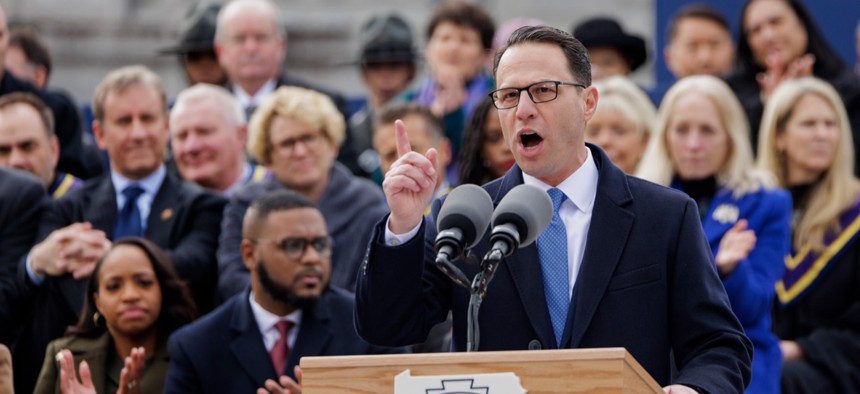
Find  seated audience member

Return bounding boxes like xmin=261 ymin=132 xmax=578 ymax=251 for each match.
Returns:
xmin=166 ymin=190 xmax=404 ymax=393
xmin=572 ymin=17 xmax=647 ymax=81
xmin=458 ymin=96 xmax=513 ymax=185
xmin=726 ymin=0 xmax=860 ymax=158
xmin=0 ymin=7 xmax=100 ymax=180
xmin=404 ymin=0 xmax=495 ymax=167
xmin=0 ymin=93 xmax=82 ymax=198
xmin=350 ymin=14 xmax=418 ymax=179
xmin=218 ymin=86 xmax=387 ymax=299
xmin=0 ymin=168 xmax=46 ymax=349
xmin=374 ymin=103 xmax=452 ymax=209
xmin=169 ymin=83 xmax=267 ymax=196
xmin=214 ymin=0 xmax=360 ymax=175
xmin=159 ymin=4 xmax=228 ymax=87
xmin=638 ymin=75 xmax=791 ymax=394
xmin=585 ymin=76 xmax=655 ymax=174
xmin=5 ymin=26 xmax=51 ymax=90
xmin=0 ymin=167 xmax=46 ymax=277
xmin=757 ymin=77 xmax=860 ymax=394
xmin=0 ymin=344 xmax=11 ymax=394
xmin=664 ymin=4 xmax=735 ymax=79
xmin=33 ymin=238 xmax=196 ymax=394
xmin=9 ymin=65 xmax=225 ymax=394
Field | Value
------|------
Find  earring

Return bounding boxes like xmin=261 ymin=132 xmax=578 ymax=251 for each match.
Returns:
xmin=93 ymin=312 xmax=101 ymax=327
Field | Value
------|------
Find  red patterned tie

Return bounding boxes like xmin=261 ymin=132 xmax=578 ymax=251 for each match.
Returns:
xmin=269 ymin=321 xmax=293 ymax=375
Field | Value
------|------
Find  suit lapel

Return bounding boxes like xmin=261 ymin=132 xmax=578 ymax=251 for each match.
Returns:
xmin=288 ymin=294 xmax=333 ymax=373
xmin=497 ymin=167 xmax=556 ymax=348
xmin=145 ymin=174 xmax=179 ymax=246
xmin=229 ymin=295 xmax=277 ymax=384
xmin=566 ymin=145 xmax=635 ymax=348
xmin=67 ymin=334 xmax=110 ymax=394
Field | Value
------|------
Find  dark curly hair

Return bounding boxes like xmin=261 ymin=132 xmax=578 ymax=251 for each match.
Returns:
xmin=66 ymin=237 xmax=197 ymax=338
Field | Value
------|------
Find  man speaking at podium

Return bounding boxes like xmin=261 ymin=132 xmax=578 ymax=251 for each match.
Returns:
xmin=355 ymin=26 xmax=752 ymax=393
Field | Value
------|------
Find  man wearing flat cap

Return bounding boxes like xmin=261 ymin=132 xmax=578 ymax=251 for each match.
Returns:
xmin=349 ymin=14 xmax=418 ymax=179
xmin=572 ymin=17 xmax=647 ymax=81
xmin=161 ymin=4 xmax=228 ymax=87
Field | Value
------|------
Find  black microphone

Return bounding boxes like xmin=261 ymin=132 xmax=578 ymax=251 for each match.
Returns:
xmin=488 ymin=184 xmax=553 ymax=257
xmin=435 ymin=184 xmax=494 ymax=260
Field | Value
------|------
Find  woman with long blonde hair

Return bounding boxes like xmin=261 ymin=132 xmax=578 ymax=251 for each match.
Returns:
xmin=757 ymin=76 xmax=860 ymax=394
xmin=639 ymin=75 xmax=791 ymax=394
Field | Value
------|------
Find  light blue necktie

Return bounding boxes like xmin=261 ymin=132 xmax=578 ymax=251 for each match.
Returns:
xmin=537 ymin=187 xmax=570 ymax=348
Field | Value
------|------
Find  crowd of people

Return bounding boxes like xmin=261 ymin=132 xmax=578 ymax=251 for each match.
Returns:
xmin=0 ymin=0 xmax=859 ymax=393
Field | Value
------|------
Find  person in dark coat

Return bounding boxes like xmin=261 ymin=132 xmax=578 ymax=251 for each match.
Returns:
xmin=166 ymin=190 xmax=404 ymax=394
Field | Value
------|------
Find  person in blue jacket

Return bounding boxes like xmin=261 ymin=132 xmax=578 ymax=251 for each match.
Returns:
xmin=639 ymin=75 xmax=792 ymax=394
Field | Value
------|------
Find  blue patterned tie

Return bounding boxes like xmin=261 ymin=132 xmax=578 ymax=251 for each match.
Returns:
xmin=114 ymin=185 xmax=145 ymax=239
xmin=537 ymin=187 xmax=569 ymax=348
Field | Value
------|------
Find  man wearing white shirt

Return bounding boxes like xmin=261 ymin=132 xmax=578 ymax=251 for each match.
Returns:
xmin=355 ymin=25 xmax=752 ymax=393
xmin=214 ymin=0 xmax=362 ymax=174
xmin=9 ymin=65 xmax=225 ymax=394
xmin=165 ymin=190 xmax=405 ymax=394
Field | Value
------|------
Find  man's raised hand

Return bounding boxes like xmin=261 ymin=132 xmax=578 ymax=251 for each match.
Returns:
xmin=382 ymin=119 xmax=438 ymax=234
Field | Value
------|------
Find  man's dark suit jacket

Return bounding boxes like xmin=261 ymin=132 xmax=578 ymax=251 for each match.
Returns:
xmin=0 ymin=168 xmax=47 ymax=345
xmin=9 ymin=171 xmax=225 ymax=394
xmin=0 ymin=168 xmax=47 ymax=278
xmin=164 ymin=287 xmax=406 ymax=393
xmin=356 ymin=144 xmax=753 ymax=393
xmin=0 ymin=71 xmax=103 ymax=179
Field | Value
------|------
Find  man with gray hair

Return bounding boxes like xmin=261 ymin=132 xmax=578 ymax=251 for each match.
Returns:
xmin=170 ymin=83 xmax=267 ymax=195
xmin=214 ymin=0 xmax=361 ymax=175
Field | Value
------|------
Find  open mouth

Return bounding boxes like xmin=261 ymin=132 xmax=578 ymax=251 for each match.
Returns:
xmin=520 ymin=132 xmax=543 ymax=149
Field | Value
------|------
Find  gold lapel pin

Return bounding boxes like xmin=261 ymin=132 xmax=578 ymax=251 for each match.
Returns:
xmin=161 ymin=208 xmax=174 ymax=221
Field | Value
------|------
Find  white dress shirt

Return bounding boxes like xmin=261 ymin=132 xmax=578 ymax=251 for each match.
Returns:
xmin=248 ymin=291 xmax=302 ymax=352
xmin=110 ymin=165 xmax=167 ymax=232
xmin=234 ymin=79 xmax=277 ymax=112
xmin=522 ymin=147 xmax=598 ymax=297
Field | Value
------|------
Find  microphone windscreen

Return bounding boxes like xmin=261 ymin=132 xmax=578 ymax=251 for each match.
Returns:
xmin=491 ymin=184 xmax=553 ymax=247
xmin=437 ymin=184 xmax=494 ymax=248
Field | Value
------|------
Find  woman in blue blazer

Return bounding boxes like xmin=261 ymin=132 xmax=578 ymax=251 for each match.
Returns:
xmin=639 ymin=75 xmax=792 ymax=394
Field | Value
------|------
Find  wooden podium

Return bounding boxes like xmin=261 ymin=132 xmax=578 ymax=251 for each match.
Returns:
xmin=300 ymin=347 xmax=661 ymax=393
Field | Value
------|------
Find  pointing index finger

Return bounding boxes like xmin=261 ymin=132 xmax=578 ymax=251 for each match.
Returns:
xmin=395 ymin=119 xmax=412 ymax=159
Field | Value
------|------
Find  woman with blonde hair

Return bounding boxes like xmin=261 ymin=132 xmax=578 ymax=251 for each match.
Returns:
xmin=757 ymin=76 xmax=860 ymax=393
xmin=584 ymin=76 xmax=655 ymax=174
xmin=639 ymin=75 xmax=791 ymax=394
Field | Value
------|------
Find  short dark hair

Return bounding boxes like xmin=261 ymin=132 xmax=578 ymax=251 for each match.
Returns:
xmin=374 ymin=102 xmax=444 ymax=141
xmin=8 ymin=25 xmax=52 ymax=78
xmin=493 ymin=25 xmax=592 ymax=87
xmin=0 ymin=92 xmax=55 ymax=138
xmin=667 ymin=4 xmax=731 ymax=43
xmin=426 ymin=1 xmax=496 ymax=51
xmin=243 ymin=190 xmax=318 ymax=239
xmin=67 ymin=238 xmax=197 ymax=339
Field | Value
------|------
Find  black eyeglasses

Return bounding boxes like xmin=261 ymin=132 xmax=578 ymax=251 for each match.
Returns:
xmin=488 ymin=80 xmax=586 ymax=109
xmin=253 ymin=236 xmax=334 ymax=260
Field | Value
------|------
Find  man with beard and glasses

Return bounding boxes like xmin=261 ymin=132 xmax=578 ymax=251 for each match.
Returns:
xmin=164 ymin=190 xmax=405 ymax=394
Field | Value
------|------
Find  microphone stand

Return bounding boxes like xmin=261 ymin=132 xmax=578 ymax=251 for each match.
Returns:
xmin=466 ymin=248 xmax=506 ymax=352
